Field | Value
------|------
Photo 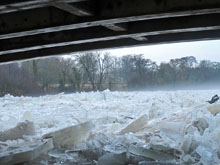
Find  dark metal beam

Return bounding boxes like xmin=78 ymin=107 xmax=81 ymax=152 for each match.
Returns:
xmin=52 ymin=3 xmax=92 ymax=16
xmin=0 ymin=0 xmax=88 ymax=14
xmin=102 ymin=23 xmax=149 ymax=42
xmin=1 ymin=0 xmax=220 ymax=63
xmin=103 ymin=24 xmax=127 ymax=32
xmin=1 ymin=29 xmax=220 ymax=64
xmin=1 ymin=14 xmax=220 ymax=54
xmin=131 ymin=36 xmax=148 ymax=41
xmin=1 ymin=0 xmax=220 ymax=39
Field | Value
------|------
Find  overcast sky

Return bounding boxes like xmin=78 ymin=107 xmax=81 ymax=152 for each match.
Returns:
xmin=103 ymin=40 xmax=220 ymax=64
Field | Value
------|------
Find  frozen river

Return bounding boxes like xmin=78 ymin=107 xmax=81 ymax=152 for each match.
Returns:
xmin=1 ymin=90 xmax=220 ymax=164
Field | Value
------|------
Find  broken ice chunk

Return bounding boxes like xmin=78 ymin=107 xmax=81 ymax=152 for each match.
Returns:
xmin=0 ymin=121 xmax=35 ymax=142
xmin=43 ymin=121 xmax=94 ymax=148
xmin=127 ymin=152 xmax=153 ymax=164
xmin=22 ymin=111 xmax=33 ymax=121
xmin=211 ymin=127 xmax=220 ymax=144
xmin=128 ymin=144 xmax=176 ymax=161
xmin=182 ymin=154 xmax=196 ymax=164
xmin=119 ymin=114 xmax=148 ymax=134
xmin=107 ymin=123 xmax=122 ymax=133
xmin=138 ymin=161 xmax=178 ymax=165
xmin=0 ymin=138 xmax=53 ymax=165
xmin=0 ymin=116 xmax=18 ymax=131
xmin=149 ymin=103 xmax=161 ymax=119
xmin=149 ymin=144 xmax=182 ymax=159
xmin=196 ymin=145 xmax=216 ymax=165
xmin=48 ymin=148 xmax=66 ymax=158
xmin=180 ymin=98 xmax=195 ymax=108
xmin=48 ymin=148 xmax=86 ymax=163
xmin=181 ymin=135 xmax=193 ymax=154
xmin=207 ymin=104 xmax=220 ymax=115
xmin=98 ymin=152 xmax=126 ymax=165
xmin=192 ymin=118 xmax=209 ymax=136
xmin=159 ymin=121 xmax=186 ymax=140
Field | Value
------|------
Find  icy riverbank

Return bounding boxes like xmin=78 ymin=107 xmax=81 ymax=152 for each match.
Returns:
xmin=1 ymin=90 xmax=220 ymax=164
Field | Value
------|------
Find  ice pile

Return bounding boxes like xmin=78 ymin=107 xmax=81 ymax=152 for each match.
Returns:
xmin=1 ymin=90 xmax=220 ymax=164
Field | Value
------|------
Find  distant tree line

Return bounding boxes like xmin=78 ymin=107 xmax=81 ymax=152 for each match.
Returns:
xmin=0 ymin=52 xmax=220 ymax=96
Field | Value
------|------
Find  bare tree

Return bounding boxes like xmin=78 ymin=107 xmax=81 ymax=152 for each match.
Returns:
xmin=77 ymin=52 xmax=98 ymax=91
xmin=97 ymin=52 xmax=113 ymax=90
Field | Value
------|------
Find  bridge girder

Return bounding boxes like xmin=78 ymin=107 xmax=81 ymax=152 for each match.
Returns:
xmin=0 ymin=0 xmax=220 ymax=63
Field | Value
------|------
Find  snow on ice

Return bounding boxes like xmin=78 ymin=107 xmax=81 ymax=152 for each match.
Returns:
xmin=0 ymin=90 xmax=220 ymax=164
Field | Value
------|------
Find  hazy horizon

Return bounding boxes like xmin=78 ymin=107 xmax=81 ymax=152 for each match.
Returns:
xmin=103 ymin=39 xmax=220 ymax=64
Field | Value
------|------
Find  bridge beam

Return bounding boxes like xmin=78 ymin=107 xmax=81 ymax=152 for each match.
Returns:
xmin=1 ymin=29 xmax=220 ymax=64
xmin=1 ymin=13 xmax=220 ymax=55
xmin=1 ymin=0 xmax=220 ymax=63
xmin=1 ymin=0 xmax=220 ymax=39
xmin=0 ymin=0 xmax=88 ymax=14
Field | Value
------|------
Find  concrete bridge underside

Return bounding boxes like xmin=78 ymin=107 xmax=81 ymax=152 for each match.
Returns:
xmin=1 ymin=0 xmax=220 ymax=63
